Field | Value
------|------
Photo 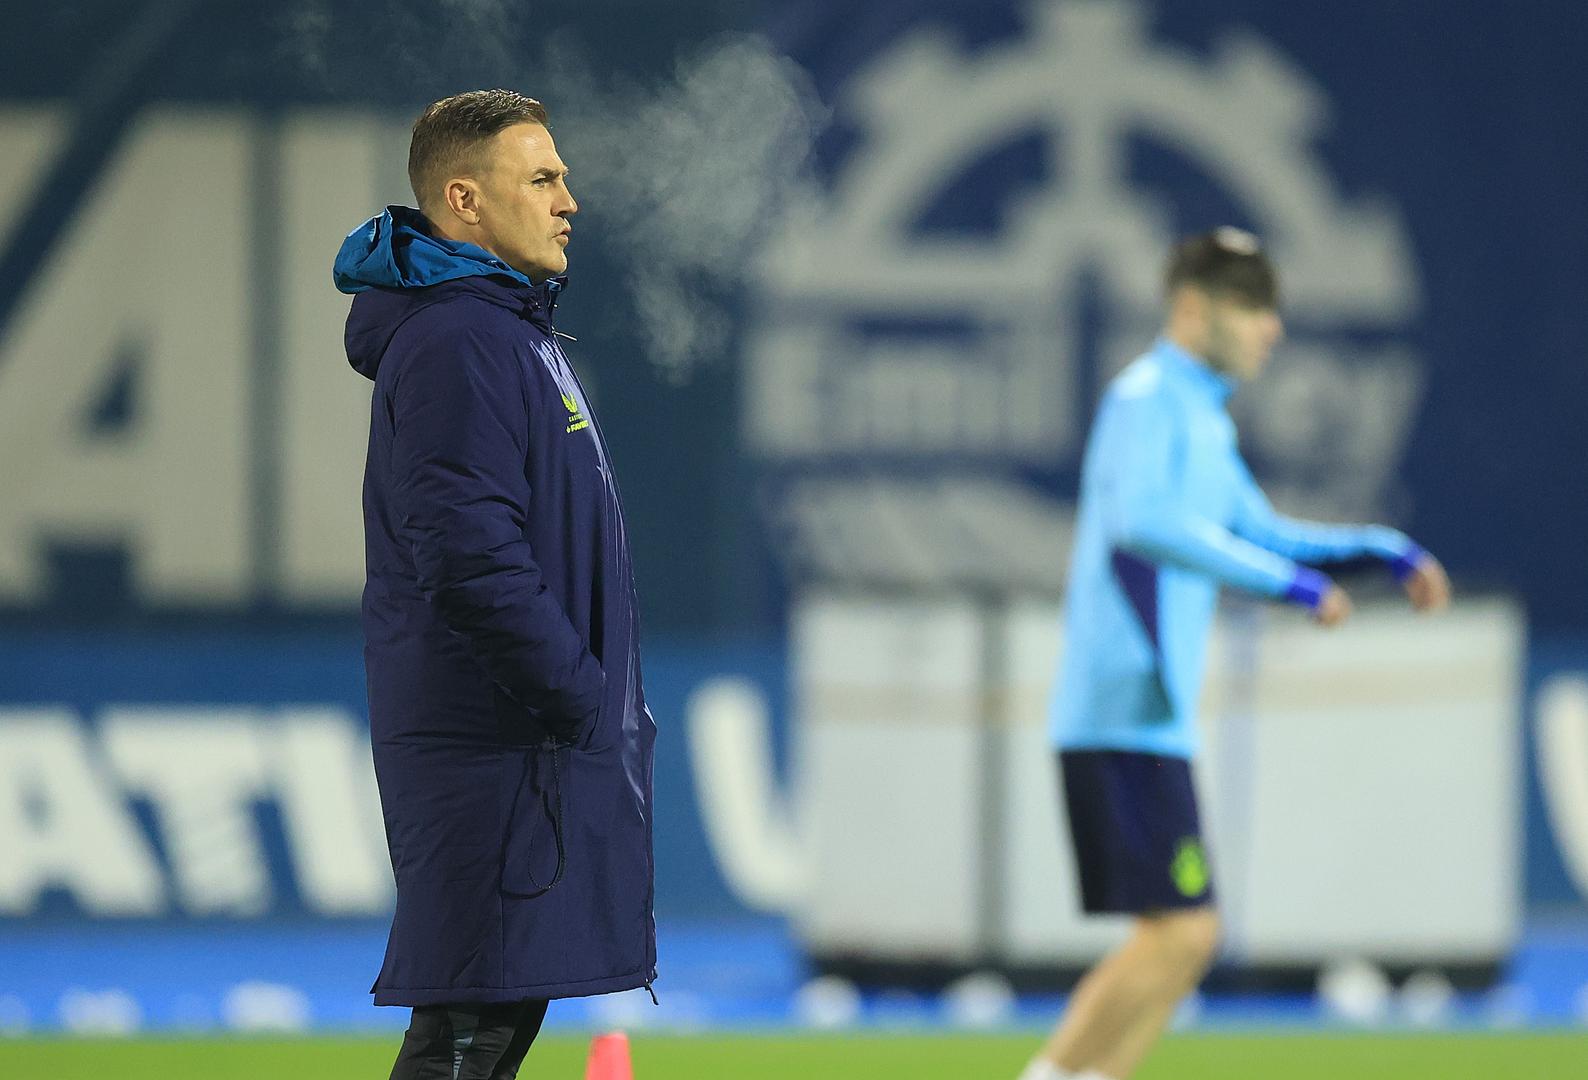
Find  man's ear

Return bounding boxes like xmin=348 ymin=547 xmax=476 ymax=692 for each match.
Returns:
xmin=441 ymin=178 xmax=483 ymax=226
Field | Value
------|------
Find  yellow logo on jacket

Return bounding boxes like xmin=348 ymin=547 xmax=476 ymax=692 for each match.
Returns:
xmin=562 ymin=391 xmax=589 ymax=433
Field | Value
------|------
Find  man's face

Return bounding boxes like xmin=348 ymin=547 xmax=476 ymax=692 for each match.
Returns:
xmin=1201 ymin=291 xmax=1284 ymax=381
xmin=473 ymin=122 xmax=578 ymax=282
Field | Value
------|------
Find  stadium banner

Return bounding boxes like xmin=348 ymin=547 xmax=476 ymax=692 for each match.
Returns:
xmin=0 ymin=631 xmax=778 ymax=923
xmin=1 ymin=615 xmax=1584 ymax=933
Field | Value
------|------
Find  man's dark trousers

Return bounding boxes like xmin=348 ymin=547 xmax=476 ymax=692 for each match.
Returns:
xmin=388 ymin=1000 xmax=549 ymax=1080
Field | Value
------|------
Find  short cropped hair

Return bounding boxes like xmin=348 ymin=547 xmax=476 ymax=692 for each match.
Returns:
xmin=1165 ymin=227 xmax=1279 ymax=308
xmin=407 ymin=89 xmax=550 ymax=213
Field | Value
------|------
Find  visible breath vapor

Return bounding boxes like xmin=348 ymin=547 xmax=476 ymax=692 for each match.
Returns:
xmin=543 ymin=34 xmax=828 ymax=381
xmin=269 ymin=4 xmax=826 ymax=380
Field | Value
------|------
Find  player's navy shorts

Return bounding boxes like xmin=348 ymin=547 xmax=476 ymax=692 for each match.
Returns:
xmin=1057 ymin=749 xmax=1215 ymax=914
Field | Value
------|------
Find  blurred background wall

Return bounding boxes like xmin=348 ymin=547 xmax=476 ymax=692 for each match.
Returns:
xmin=0 ymin=0 xmax=1585 ymax=1033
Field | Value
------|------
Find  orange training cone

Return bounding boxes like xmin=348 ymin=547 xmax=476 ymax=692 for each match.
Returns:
xmin=584 ymin=1031 xmax=633 ymax=1080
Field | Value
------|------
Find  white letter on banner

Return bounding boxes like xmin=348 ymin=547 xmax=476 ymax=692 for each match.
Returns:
xmin=0 ymin=107 xmax=64 ymax=238
xmin=100 ymin=708 xmax=273 ymax=916
xmin=269 ymin=708 xmax=393 ymax=914
xmin=0 ymin=709 xmax=165 ymax=915
xmin=1536 ymin=675 xmax=1588 ymax=901
xmin=686 ymin=677 xmax=805 ymax=913
xmin=278 ymin=113 xmax=404 ymax=604
xmin=0 ymin=110 xmax=252 ymax=605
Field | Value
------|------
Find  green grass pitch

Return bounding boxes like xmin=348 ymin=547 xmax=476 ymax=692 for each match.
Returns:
xmin=2 ymin=1032 xmax=1585 ymax=1079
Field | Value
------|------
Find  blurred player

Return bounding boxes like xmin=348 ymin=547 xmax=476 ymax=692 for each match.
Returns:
xmin=1018 ymin=229 xmax=1451 ymax=1080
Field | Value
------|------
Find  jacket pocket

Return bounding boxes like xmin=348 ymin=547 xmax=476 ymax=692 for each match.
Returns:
xmin=494 ymin=684 xmax=582 ymax=746
xmin=574 ymin=697 xmax=610 ymax=753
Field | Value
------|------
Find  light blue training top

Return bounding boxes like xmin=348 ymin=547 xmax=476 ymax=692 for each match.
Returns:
xmin=1049 ymin=338 xmax=1422 ymax=759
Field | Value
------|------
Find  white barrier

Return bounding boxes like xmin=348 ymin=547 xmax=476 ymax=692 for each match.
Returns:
xmin=782 ymin=592 xmax=1523 ymax=972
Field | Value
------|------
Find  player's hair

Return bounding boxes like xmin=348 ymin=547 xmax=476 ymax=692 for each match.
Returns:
xmin=1165 ymin=227 xmax=1278 ymax=308
xmin=408 ymin=89 xmax=550 ymax=215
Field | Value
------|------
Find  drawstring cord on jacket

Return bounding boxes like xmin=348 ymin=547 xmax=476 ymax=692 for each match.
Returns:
xmin=502 ymin=740 xmax=568 ymax=899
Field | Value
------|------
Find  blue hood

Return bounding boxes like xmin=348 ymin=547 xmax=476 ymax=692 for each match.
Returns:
xmin=337 ymin=206 xmax=566 ymax=381
xmin=333 ymin=205 xmax=536 ymax=293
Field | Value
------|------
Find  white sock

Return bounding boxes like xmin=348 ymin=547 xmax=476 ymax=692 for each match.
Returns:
xmin=1016 ymin=1061 xmax=1083 ymax=1080
xmin=1016 ymin=1063 xmax=1117 ymax=1080
xmin=1016 ymin=1060 xmax=1068 ymax=1080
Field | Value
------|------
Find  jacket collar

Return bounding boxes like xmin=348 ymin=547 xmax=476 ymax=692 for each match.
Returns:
xmin=1152 ymin=336 xmax=1238 ymax=404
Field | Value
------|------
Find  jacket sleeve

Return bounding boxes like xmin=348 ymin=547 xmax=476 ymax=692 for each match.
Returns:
xmin=1099 ymin=388 xmax=1319 ymax=603
xmin=389 ymin=322 xmax=604 ymax=725
xmin=1230 ymin=459 xmax=1423 ymax=578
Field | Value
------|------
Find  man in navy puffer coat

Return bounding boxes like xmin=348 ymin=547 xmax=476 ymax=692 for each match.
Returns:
xmin=333 ymin=89 xmax=655 ymax=1080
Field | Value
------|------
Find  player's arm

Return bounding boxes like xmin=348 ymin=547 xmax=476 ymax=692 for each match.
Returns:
xmin=1100 ymin=390 xmax=1335 ymax=617
xmin=390 ymin=323 xmax=605 ymax=736
xmin=1230 ymin=462 xmax=1450 ymax=612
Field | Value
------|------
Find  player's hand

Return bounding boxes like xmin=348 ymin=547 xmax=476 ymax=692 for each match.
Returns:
xmin=1313 ymin=585 xmax=1352 ymax=627
xmin=1403 ymin=553 xmax=1451 ymax=612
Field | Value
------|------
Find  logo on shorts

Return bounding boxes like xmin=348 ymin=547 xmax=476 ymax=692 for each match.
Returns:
xmin=1171 ymin=837 xmax=1209 ymax=898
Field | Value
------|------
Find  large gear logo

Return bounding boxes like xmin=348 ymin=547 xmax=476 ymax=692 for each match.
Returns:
xmin=745 ymin=0 xmax=1426 ymax=587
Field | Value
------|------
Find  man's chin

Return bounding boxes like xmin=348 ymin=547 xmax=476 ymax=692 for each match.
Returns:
xmin=521 ymin=256 xmax=568 ymax=284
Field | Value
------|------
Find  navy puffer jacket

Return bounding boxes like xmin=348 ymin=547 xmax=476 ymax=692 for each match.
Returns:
xmin=337 ymin=207 xmax=655 ymax=1006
